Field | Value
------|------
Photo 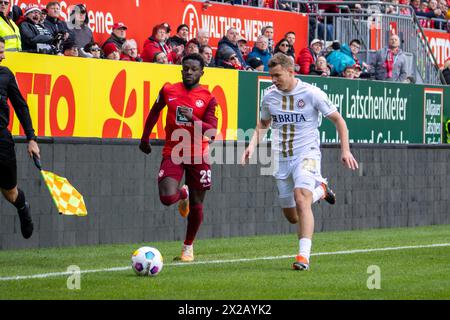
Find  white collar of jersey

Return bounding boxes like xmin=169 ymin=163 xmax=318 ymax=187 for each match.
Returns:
xmin=279 ymin=78 xmax=302 ymax=95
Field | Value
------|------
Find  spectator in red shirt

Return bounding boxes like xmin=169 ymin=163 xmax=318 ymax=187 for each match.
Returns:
xmin=120 ymin=39 xmax=142 ymax=62
xmin=141 ymin=23 xmax=179 ymax=63
xmin=342 ymin=65 xmax=356 ymax=79
xmin=185 ymin=39 xmax=200 ymax=55
xmin=421 ymin=1 xmax=430 ymax=12
xmin=219 ymin=48 xmax=245 ymax=70
xmin=261 ymin=0 xmax=276 ymax=8
xmin=103 ymin=42 xmax=120 ymax=60
xmin=297 ymin=38 xmax=324 ymax=75
xmin=102 ymin=22 xmax=127 ymax=53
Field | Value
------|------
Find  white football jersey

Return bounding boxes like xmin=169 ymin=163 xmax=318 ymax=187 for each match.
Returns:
xmin=260 ymin=79 xmax=337 ymax=160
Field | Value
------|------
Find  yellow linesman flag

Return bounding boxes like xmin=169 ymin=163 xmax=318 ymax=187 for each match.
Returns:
xmin=40 ymin=170 xmax=88 ymax=216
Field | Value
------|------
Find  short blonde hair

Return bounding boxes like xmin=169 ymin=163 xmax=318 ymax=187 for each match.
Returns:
xmin=268 ymin=52 xmax=295 ymax=70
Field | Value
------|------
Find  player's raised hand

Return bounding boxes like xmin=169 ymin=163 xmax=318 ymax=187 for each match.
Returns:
xmin=341 ymin=150 xmax=359 ymax=170
xmin=139 ymin=141 xmax=152 ymax=155
xmin=241 ymin=145 xmax=255 ymax=166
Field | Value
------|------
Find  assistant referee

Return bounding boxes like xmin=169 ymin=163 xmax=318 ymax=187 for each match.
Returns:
xmin=0 ymin=36 xmax=40 ymax=239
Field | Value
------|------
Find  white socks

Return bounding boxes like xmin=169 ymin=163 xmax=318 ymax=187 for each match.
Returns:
xmin=299 ymin=238 xmax=312 ymax=261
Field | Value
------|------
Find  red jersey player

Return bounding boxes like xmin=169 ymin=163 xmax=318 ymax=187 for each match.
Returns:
xmin=139 ymin=53 xmax=218 ymax=262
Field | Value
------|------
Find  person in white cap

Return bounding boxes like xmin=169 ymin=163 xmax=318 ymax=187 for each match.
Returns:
xmin=18 ymin=5 xmax=54 ymax=53
xmin=297 ymin=38 xmax=323 ymax=75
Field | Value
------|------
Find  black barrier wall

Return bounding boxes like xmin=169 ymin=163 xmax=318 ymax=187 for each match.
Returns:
xmin=1 ymin=139 xmax=449 ymax=250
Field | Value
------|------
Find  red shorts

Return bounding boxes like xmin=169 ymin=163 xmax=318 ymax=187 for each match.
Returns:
xmin=157 ymin=157 xmax=211 ymax=191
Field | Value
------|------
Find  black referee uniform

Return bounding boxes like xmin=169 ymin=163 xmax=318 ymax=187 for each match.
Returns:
xmin=0 ymin=65 xmax=37 ymax=239
xmin=0 ymin=65 xmax=36 ymax=188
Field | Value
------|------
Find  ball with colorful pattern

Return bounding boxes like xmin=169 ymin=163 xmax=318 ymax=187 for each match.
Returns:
xmin=131 ymin=246 xmax=164 ymax=276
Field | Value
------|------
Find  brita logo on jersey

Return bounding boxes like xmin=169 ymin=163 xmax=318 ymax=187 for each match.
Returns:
xmin=271 ymin=113 xmax=307 ymax=123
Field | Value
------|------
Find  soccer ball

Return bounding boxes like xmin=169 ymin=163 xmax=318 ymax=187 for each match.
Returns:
xmin=131 ymin=246 xmax=163 ymax=276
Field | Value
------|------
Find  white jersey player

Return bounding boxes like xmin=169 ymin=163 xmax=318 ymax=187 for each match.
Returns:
xmin=242 ymin=53 xmax=359 ymax=271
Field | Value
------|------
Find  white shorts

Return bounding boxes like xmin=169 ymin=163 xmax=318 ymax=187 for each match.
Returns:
xmin=274 ymin=155 xmax=325 ymax=209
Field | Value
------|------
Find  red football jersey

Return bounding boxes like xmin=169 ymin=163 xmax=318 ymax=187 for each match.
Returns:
xmin=141 ymin=82 xmax=218 ymax=162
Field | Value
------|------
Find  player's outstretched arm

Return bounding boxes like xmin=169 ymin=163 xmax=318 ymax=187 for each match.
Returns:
xmin=327 ymin=112 xmax=359 ymax=170
xmin=241 ymin=119 xmax=271 ymax=166
xmin=139 ymin=88 xmax=166 ymax=155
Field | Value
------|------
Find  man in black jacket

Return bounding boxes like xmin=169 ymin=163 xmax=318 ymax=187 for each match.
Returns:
xmin=215 ymin=27 xmax=246 ymax=68
xmin=43 ymin=2 xmax=70 ymax=41
xmin=0 ymin=37 xmax=40 ymax=239
xmin=102 ymin=22 xmax=127 ymax=53
xmin=19 ymin=6 xmax=54 ymax=53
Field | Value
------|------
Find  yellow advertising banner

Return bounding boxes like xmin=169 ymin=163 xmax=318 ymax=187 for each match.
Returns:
xmin=4 ymin=52 xmax=238 ymax=140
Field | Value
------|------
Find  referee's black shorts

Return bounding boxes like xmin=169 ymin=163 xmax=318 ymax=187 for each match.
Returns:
xmin=0 ymin=128 xmax=17 ymax=190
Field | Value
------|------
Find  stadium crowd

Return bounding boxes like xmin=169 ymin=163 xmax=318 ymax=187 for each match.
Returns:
xmin=0 ymin=1 xmax=449 ymax=83
xmin=222 ymin=0 xmax=450 ymax=31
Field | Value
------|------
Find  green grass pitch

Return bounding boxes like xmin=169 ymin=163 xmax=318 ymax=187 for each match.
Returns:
xmin=1 ymin=224 xmax=449 ymax=300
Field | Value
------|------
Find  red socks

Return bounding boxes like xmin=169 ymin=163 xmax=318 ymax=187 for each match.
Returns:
xmin=159 ymin=187 xmax=200 ymax=246
xmin=179 ymin=187 xmax=188 ymax=200
xmin=184 ymin=203 xmax=203 ymax=246
xmin=159 ymin=194 xmax=180 ymax=206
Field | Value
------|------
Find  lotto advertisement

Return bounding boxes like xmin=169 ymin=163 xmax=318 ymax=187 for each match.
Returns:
xmin=4 ymin=52 xmax=238 ymax=140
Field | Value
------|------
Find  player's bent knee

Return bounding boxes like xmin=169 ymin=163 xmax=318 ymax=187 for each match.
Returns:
xmin=1 ymin=187 xmax=18 ymax=203
xmin=294 ymin=188 xmax=313 ymax=208
xmin=159 ymin=194 xmax=179 ymax=206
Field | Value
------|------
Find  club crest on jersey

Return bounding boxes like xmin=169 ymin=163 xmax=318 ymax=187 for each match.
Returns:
xmin=297 ymin=99 xmax=305 ymax=109
xmin=196 ymin=100 xmax=205 ymax=108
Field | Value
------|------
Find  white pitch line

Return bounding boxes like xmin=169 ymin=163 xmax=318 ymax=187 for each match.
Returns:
xmin=1 ymin=243 xmax=449 ymax=282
